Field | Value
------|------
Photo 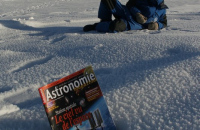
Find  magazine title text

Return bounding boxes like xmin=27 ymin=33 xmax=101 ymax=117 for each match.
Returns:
xmin=46 ymin=73 xmax=96 ymax=101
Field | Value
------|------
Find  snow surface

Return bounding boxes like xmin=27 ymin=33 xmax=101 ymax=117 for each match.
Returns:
xmin=0 ymin=0 xmax=200 ymax=129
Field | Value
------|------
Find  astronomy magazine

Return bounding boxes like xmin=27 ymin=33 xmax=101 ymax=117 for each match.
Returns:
xmin=38 ymin=66 xmax=116 ymax=130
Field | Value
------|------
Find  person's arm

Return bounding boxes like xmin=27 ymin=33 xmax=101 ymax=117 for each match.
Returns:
xmin=126 ymin=0 xmax=141 ymax=16
xmin=146 ymin=8 xmax=167 ymax=29
xmin=157 ymin=14 xmax=167 ymax=29
xmin=126 ymin=0 xmax=148 ymax=24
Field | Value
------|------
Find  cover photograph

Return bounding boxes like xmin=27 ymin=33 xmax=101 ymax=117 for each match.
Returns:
xmin=38 ymin=66 xmax=116 ymax=130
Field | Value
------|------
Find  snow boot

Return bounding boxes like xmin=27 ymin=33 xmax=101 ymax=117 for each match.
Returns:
xmin=136 ymin=13 xmax=147 ymax=24
xmin=83 ymin=23 xmax=98 ymax=32
xmin=148 ymin=22 xmax=159 ymax=30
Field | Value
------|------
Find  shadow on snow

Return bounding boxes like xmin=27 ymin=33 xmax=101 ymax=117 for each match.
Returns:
xmin=0 ymin=20 xmax=84 ymax=37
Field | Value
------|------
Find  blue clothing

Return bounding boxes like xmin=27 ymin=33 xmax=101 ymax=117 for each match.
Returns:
xmin=96 ymin=1 xmax=143 ymax=32
xmin=144 ymin=8 xmax=167 ymax=29
xmin=129 ymin=0 xmax=166 ymax=17
xmin=95 ymin=0 xmax=168 ymax=33
xmin=128 ymin=0 xmax=168 ymax=28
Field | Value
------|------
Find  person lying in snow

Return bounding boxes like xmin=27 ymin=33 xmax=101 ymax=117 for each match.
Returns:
xmin=83 ymin=0 xmax=168 ymax=33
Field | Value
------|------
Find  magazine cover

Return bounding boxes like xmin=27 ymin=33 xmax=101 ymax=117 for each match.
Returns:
xmin=38 ymin=66 xmax=116 ymax=130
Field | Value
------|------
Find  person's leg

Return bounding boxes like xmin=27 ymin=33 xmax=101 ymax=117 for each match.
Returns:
xmin=102 ymin=0 xmax=128 ymax=20
xmin=83 ymin=0 xmax=143 ymax=32
xmin=83 ymin=0 xmax=113 ymax=32
xmin=84 ymin=0 xmax=128 ymax=32
xmin=99 ymin=0 xmax=129 ymax=20
xmin=98 ymin=1 xmax=112 ymax=21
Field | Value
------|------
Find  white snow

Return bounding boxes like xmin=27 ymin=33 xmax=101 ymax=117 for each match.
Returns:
xmin=0 ymin=0 xmax=200 ymax=129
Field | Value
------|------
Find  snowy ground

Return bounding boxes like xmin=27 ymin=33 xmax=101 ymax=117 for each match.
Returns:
xmin=0 ymin=0 xmax=200 ymax=129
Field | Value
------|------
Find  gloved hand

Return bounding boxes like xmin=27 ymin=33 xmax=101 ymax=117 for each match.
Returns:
xmin=136 ymin=13 xmax=147 ymax=24
xmin=148 ymin=22 xmax=159 ymax=30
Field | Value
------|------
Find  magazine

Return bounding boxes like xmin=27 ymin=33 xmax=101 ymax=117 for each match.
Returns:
xmin=38 ymin=66 xmax=116 ymax=130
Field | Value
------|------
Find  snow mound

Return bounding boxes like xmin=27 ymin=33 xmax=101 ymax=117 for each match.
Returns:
xmin=0 ymin=0 xmax=200 ymax=129
xmin=0 ymin=101 xmax=20 ymax=116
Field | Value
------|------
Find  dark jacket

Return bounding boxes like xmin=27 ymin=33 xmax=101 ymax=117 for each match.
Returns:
xmin=126 ymin=0 xmax=168 ymax=18
xmin=126 ymin=0 xmax=168 ymax=29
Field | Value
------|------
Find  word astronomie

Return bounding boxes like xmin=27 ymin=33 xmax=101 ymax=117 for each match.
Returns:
xmin=45 ymin=73 xmax=96 ymax=101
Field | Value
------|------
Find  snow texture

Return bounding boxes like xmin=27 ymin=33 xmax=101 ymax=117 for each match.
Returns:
xmin=0 ymin=0 xmax=200 ymax=129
